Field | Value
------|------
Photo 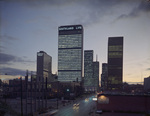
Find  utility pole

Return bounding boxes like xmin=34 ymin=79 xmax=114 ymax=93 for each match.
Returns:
xmin=57 ymin=81 xmax=59 ymax=109
xmin=25 ymin=70 xmax=28 ymax=116
xmin=38 ymin=77 xmax=41 ymax=110
xmin=34 ymin=75 xmax=37 ymax=112
xmin=31 ymin=72 xmax=33 ymax=115
xmin=41 ymin=76 xmax=44 ymax=109
xmin=45 ymin=77 xmax=47 ymax=109
xmin=20 ymin=77 xmax=23 ymax=116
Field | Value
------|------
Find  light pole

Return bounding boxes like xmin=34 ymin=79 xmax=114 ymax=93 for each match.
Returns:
xmin=20 ymin=77 xmax=23 ymax=116
xmin=57 ymin=81 xmax=59 ymax=109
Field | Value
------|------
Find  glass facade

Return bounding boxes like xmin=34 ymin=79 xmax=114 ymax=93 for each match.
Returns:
xmin=93 ymin=61 xmax=99 ymax=89
xmin=101 ymin=63 xmax=108 ymax=91
xmin=84 ymin=50 xmax=93 ymax=87
xmin=37 ymin=51 xmax=52 ymax=82
xmin=58 ymin=25 xmax=83 ymax=82
xmin=84 ymin=50 xmax=99 ymax=92
xmin=107 ymin=37 xmax=123 ymax=91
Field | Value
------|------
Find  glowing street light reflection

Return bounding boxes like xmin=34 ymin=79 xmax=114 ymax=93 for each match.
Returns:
xmin=98 ymin=95 xmax=109 ymax=104
xmin=73 ymin=103 xmax=79 ymax=112
xmin=85 ymin=98 xmax=89 ymax=102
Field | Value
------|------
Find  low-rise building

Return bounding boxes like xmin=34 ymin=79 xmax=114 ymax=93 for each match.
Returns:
xmin=144 ymin=76 xmax=150 ymax=92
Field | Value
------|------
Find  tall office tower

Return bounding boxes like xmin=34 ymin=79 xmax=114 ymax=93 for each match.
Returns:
xmin=58 ymin=25 xmax=83 ymax=82
xmin=93 ymin=61 xmax=99 ymax=91
xmin=37 ymin=51 xmax=52 ymax=81
xmin=107 ymin=37 xmax=123 ymax=91
xmin=84 ymin=50 xmax=94 ymax=91
xmin=101 ymin=63 xmax=108 ymax=91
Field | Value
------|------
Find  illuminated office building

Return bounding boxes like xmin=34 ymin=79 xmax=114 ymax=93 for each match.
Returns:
xmin=84 ymin=50 xmax=99 ymax=92
xmin=93 ymin=61 xmax=99 ymax=91
xmin=84 ymin=50 xmax=93 ymax=90
xmin=37 ymin=51 xmax=52 ymax=81
xmin=107 ymin=37 xmax=123 ymax=91
xmin=58 ymin=25 xmax=83 ymax=82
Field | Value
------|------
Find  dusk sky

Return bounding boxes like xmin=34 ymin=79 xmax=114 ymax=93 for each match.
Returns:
xmin=0 ymin=0 xmax=150 ymax=84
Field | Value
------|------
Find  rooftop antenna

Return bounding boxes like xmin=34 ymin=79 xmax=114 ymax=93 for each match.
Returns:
xmin=96 ymin=54 xmax=98 ymax=62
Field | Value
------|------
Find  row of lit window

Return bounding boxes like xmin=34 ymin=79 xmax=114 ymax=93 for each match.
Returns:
xmin=58 ymin=49 xmax=81 ymax=54
xmin=108 ymin=52 xmax=122 ymax=58
xmin=58 ymin=41 xmax=82 ymax=48
xmin=84 ymin=78 xmax=98 ymax=86
xmin=58 ymin=72 xmax=81 ymax=81
xmin=58 ymin=34 xmax=82 ymax=48
xmin=58 ymin=51 xmax=81 ymax=62
xmin=58 ymin=50 xmax=81 ymax=69
xmin=108 ymin=76 xmax=122 ymax=84
xmin=58 ymin=63 xmax=81 ymax=70
xmin=108 ymin=45 xmax=123 ymax=51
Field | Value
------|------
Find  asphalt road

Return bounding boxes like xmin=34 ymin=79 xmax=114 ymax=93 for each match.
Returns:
xmin=53 ymin=95 xmax=97 ymax=116
xmin=52 ymin=94 xmax=145 ymax=116
xmin=2 ymin=95 xmax=145 ymax=116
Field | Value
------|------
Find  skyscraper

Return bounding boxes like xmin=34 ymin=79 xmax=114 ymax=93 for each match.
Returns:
xmin=58 ymin=25 xmax=83 ymax=82
xmin=93 ymin=61 xmax=99 ymax=91
xmin=37 ymin=51 xmax=52 ymax=81
xmin=107 ymin=37 xmax=123 ymax=91
xmin=84 ymin=50 xmax=99 ymax=92
xmin=84 ymin=50 xmax=93 ymax=90
xmin=101 ymin=63 xmax=108 ymax=91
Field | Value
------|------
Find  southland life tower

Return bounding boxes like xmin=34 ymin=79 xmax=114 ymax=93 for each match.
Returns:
xmin=58 ymin=25 xmax=83 ymax=82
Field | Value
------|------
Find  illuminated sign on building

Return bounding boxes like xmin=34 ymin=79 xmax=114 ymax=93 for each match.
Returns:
xmin=59 ymin=26 xmax=82 ymax=31
xmin=37 ymin=53 xmax=43 ymax=56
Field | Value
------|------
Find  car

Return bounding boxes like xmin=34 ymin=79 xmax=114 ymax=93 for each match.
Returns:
xmin=76 ymin=103 xmax=80 ymax=106
xmin=73 ymin=104 xmax=76 ymax=107
xmin=73 ymin=103 xmax=80 ymax=107
xmin=96 ymin=109 xmax=102 ymax=114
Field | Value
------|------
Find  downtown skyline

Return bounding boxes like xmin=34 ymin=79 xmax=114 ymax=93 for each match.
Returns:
xmin=0 ymin=0 xmax=150 ymax=83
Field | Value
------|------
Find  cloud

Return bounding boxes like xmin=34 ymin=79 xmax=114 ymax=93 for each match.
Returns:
xmin=0 ymin=35 xmax=18 ymax=52
xmin=147 ymin=68 xmax=150 ymax=71
xmin=136 ymin=0 xmax=150 ymax=12
xmin=0 ymin=35 xmax=18 ymax=41
xmin=128 ymin=0 xmax=150 ymax=17
xmin=0 ymin=53 xmax=16 ymax=64
xmin=4 ymin=0 xmax=144 ymax=27
xmin=4 ymin=0 xmax=129 ymax=26
xmin=0 ymin=67 xmax=36 ymax=78
xmin=0 ymin=45 xmax=6 ymax=53
xmin=0 ymin=67 xmax=26 ymax=76
xmin=116 ymin=0 xmax=150 ymax=20
xmin=0 ymin=35 xmax=18 ymax=44
xmin=70 ymin=0 xmax=124 ymax=26
xmin=0 ymin=52 xmax=34 ymax=64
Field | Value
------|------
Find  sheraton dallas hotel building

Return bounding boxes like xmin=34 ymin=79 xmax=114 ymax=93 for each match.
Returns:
xmin=58 ymin=25 xmax=83 ymax=82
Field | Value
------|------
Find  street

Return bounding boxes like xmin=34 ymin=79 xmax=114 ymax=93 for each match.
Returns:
xmin=54 ymin=94 xmax=96 ymax=116
xmin=1 ymin=94 xmax=145 ymax=116
xmin=52 ymin=94 xmax=145 ymax=116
